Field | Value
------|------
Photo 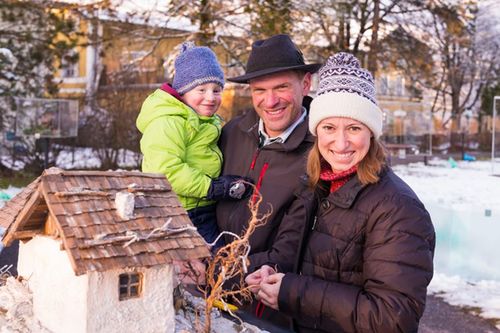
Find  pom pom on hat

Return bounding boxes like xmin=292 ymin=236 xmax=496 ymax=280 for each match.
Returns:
xmin=309 ymin=52 xmax=383 ymax=138
xmin=172 ymin=41 xmax=225 ymax=95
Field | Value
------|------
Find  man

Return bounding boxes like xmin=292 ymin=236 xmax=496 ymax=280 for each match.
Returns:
xmin=217 ymin=34 xmax=321 ymax=278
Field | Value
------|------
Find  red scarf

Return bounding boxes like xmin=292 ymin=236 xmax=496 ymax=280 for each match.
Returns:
xmin=319 ymin=162 xmax=357 ymax=193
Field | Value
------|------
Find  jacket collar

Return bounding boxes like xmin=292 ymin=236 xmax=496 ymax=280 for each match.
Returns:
xmin=327 ymin=167 xmax=389 ymax=209
xmin=160 ymin=83 xmax=183 ymax=102
xmin=237 ymin=96 xmax=315 ymax=151
xmin=328 ymin=175 xmax=365 ymax=209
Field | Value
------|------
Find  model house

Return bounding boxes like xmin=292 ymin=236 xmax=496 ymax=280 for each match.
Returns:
xmin=0 ymin=167 xmax=210 ymax=333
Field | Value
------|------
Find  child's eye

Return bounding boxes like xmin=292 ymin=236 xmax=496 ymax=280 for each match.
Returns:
xmin=321 ymin=125 xmax=334 ymax=131
xmin=349 ymin=126 xmax=362 ymax=132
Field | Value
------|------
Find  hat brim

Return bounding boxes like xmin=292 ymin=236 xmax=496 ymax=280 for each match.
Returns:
xmin=227 ymin=63 xmax=322 ymax=84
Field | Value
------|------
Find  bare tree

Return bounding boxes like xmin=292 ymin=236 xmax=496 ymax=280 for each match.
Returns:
xmin=416 ymin=0 xmax=499 ymax=131
xmin=293 ymin=0 xmax=425 ymax=78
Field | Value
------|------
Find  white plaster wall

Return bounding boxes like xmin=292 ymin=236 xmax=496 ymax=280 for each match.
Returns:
xmin=87 ymin=265 xmax=175 ymax=333
xmin=18 ymin=236 xmax=89 ymax=333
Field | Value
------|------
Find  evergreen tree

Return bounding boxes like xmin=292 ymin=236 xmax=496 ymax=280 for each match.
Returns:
xmin=0 ymin=0 xmax=78 ymax=131
xmin=245 ymin=0 xmax=293 ymax=38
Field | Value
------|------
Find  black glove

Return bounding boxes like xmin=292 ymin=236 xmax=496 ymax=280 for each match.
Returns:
xmin=207 ymin=175 xmax=253 ymax=201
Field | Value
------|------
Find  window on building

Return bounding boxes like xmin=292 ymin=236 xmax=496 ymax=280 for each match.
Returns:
xmin=120 ymin=50 xmax=157 ymax=72
xmin=119 ymin=272 xmax=142 ymax=301
xmin=395 ymin=76 xmax=404 ymax=96
xmin=61 ymin=50 xmax=79 ymax=78
xmin=378 ymin=76 xmax=388 ymax=95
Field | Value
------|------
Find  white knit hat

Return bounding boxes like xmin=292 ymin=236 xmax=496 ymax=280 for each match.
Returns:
xmin=309 ymin=53 xmax=383 ymax=138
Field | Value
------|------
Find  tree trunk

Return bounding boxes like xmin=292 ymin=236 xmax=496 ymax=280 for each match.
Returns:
xmin=367 ymin=0 xmax=380 ymax=78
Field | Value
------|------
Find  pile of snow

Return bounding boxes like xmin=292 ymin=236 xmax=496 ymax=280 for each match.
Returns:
xmin=393 ymin=158 xmax=500 ymax=329
xmin=393 ymin=158 xmax=500 ymax=209
xmin=0 ymin=147 xmax=141 ymax=171
xmin=429 ymin=273 xmax=500 ymax=323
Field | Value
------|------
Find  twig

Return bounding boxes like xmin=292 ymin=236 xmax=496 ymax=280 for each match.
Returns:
xmin=202 ymin=185 xmax=271 ymax=332
xmin=81 ymin=218 xmax=197 ymax=248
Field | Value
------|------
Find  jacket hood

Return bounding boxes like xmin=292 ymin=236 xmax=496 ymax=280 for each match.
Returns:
xmin=136 ymin=89 xmax=199 ymax=133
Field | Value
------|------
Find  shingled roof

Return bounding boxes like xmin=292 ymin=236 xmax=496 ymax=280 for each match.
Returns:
xmin=0 ymin=168 xmax=210 ymax=275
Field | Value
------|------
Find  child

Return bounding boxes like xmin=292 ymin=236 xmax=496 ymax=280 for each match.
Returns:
xmin=136 ymin=42 xmax=249 ymax=248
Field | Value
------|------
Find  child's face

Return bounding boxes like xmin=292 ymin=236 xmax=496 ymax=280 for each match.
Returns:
xmin=182 ymin=82 xmax=223 ymax=117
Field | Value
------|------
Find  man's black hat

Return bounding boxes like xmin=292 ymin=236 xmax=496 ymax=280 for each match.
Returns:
xmin=228 ymin=34 xmax=322 ymax=83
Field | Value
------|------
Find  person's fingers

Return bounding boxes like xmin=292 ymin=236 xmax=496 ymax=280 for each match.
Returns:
xmin=259 ymin=265 xmax=275 ymax=279
xmin=264 ymin=272 xmax=284 ymax=284
xmin=257 ymin=287 xmax=278 ymax=310
xmin=257 ymin=288 xmax=270 ymax=301
xmin=246 ymin=277 xmax=262 ymax=289
xmin=260 ymin=297 xmax=277 ymax=309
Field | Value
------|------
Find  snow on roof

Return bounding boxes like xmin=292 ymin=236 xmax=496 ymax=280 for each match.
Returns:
xmin=0 ymin=168 xmax=210 ymax=275
xmin=55 ymin=0 xmax=199 ymax=32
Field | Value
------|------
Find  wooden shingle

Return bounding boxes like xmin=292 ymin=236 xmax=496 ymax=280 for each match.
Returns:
xmin=1 ymin=168 xmax=210 ymax=275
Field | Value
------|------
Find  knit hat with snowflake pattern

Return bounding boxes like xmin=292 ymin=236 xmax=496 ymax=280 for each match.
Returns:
xmin=172 ymin=41 xmax=225 ymax=95
xmin=309 ymin=52 xmax=383 ymax=138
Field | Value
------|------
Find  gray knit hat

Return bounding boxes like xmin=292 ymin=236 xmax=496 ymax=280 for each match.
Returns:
xmin=172 ymin=42 xmax=225 ymax=95
xmin=309 ymin=52 xmax=383 ymax=138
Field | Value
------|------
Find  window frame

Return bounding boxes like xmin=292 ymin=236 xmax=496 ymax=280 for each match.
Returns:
xmin=118 ymin=272 xmax=143 ymax=301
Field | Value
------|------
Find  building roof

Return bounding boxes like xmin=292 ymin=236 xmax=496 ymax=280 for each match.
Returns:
xmin=0 ymin=168 xmax=210 ymax=275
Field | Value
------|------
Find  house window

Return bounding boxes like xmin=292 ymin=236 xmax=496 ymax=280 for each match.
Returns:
xmin=120 ymin=50 xmax=157 ymax=72
xmin=61 ymin=50 xmax=79 ymax=78
xmin=119 ymin=273 xmax=142 ymax=301
xmin=378 ymin=76 xmax=388 ymax=95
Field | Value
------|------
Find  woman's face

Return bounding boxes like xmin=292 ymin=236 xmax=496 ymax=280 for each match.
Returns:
xmin=317 ymin=117 xmax=372 ymax=172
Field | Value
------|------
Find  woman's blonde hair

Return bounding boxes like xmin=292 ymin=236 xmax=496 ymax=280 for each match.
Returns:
xmin=306 ymin=137 xmax=387 ymax=188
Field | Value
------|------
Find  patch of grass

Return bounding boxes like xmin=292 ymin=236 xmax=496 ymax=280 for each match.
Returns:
xmin=459 ymin=305 xmax=500 ymax=328
xmin=0 ymin=171 xmax=39 ymax=189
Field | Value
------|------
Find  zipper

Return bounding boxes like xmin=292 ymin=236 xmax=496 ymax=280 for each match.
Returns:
xmin=250 ymin=148 xmax=261 ymax=170
xmin=311 ymin=215 xmax=318 ymax=230
xmin=208 ymin=122 xmax=223 ymax=166
xmin=251 ymin=162 xmax=269 ymax=204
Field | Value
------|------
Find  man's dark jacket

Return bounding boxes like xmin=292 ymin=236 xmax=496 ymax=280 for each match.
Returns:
xmin=216 ymin=100 xmax=314 ymax=274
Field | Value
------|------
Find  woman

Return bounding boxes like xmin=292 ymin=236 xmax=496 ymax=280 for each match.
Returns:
xmin=245 ymin=53 xmax=435 ymax=333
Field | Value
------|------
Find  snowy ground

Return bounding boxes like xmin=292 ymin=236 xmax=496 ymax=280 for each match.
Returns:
xmin=1 ymin=158 xmax=500 ymax=328
xmin=0 ymin=147 xmax=141 ymax=171
xmin=392 ymin=158 xmax=500 ymax=328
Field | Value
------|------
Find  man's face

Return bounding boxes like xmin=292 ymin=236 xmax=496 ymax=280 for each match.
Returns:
xmin=249 ymin=70 xmax=312 ymax=137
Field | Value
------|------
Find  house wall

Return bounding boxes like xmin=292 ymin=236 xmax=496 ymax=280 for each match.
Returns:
xmin=18 ymin=236 xmax=89 ymax=333
xmin=86 ymin=265 xmax=175 ymax=333
xmin=18 ymin=236 xmax=176 ymax=333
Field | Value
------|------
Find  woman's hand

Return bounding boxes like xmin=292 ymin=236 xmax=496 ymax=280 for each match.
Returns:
xmin=245 ymin=265 xmax=276 ymax=295
xmin=257 ymin=273 xmax=284 ymax=310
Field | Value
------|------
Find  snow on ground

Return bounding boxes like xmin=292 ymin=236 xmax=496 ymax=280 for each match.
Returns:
xmin=392 ymin=158 xmax=500 ymax=209
xmin=1 ymin=147 xmax=141 ymax=171
xmin=1 ymin=158 xmax=500 ymax=328
xmin=393 ymin=158 xmax=500 ymax=328
xmin=55 ymin=148 xmax=141 ymax=169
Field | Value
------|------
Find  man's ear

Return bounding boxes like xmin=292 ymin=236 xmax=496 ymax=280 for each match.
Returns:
xmin=302 ymin=72 xmax=312 ymax=96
